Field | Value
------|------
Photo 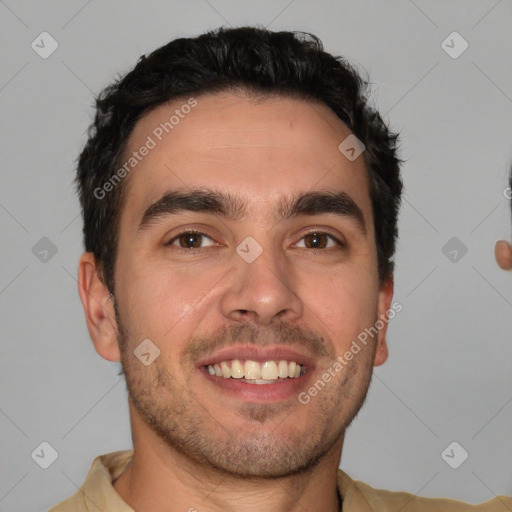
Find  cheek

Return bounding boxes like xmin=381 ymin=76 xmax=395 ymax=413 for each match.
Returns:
xmin=117 ymin=260 xmax=222 ymax=346
xmin=301 ymin=270 xmax=379 ymax=346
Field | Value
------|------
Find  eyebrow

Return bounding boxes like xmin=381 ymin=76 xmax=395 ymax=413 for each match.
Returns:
xmin=138 ymin=189 xmax=366 ymax=233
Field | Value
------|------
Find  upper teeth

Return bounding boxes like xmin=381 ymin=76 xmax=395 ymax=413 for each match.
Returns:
xmin=206 ymin=360 xmax=305 ymax=380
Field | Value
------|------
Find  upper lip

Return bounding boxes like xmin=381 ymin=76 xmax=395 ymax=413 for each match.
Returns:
xmin=196 ymin=345 xmax=316 ymax=370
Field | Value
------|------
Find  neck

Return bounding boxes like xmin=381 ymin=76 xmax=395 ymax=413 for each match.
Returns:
xmin=113 ymin=406 xmax=344 ymax=512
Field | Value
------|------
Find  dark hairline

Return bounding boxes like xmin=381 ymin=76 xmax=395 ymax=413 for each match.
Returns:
xmin=107 ymin=89 xmax=378 ymax=294
xmin=78 ymin=28 xmax=402 ymax=294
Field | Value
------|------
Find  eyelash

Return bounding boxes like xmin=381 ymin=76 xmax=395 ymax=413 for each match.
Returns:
xmin=165 ymin=230 xmax=344 ymax=251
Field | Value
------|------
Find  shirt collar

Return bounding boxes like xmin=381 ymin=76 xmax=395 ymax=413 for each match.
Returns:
xmin=82 ymin=450 xmax=373 ymax=512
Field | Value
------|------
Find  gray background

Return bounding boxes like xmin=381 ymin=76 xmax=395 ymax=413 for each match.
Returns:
xmin=1 ymin=0 xmax=512 ymax=510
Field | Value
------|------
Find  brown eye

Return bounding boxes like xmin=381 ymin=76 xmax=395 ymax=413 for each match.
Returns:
xmin=297 ymin=232 xmax=342 ymax=249
xmin=167 ymin=231 xmax=215 ymax=249
xmin=304 ymin=232 xmax=328 ymax=249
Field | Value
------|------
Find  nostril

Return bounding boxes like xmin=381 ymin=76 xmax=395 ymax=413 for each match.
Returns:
xmin=232 ymin=309 xmax=258 ymax=322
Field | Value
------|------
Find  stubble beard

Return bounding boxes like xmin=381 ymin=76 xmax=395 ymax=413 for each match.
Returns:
xmin=115 ymin=306 xmax=375 ymax=479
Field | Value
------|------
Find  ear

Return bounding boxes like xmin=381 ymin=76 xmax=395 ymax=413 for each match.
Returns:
xmin=495 ymin=240 xmax=512 ymax=270
xmin=373 ymin=274 xmax=394 ymax=367
xmin=77 ymin=252 xmax=121 ymax=362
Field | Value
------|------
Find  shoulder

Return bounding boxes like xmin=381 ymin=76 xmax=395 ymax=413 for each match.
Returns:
xmin=48 ymin=492 xmax=87 ymax=512
xmin=48 ymin=450 xmax=134 ymax=512
xmin=338 ymin=470 xmax=512 ymax=511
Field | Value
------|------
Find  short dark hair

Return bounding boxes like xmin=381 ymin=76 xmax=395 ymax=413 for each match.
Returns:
xmin=76 ymin=26 xmax=402 ymax=294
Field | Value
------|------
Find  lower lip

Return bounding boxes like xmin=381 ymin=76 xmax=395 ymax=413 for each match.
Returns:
xmin=199 ymin=367 xmax=314 ymax=403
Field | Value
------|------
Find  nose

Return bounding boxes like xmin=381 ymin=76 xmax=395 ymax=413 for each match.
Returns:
xmin=219 ymin=242 xmax=304 ymax=326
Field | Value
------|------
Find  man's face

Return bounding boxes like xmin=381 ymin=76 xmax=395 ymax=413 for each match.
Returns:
xmin=109 ymin=92 xmax=392 ymax=477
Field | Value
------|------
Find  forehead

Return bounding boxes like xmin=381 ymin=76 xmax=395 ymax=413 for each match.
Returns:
xmin=121 ymin=92 xmax=371 ymax=222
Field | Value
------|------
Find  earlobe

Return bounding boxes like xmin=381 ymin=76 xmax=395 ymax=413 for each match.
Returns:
xmin=77 ymin=253 xmax=121 ymax=362
xmin=373 ymin=274 xmax=394 ymax=367
xmin=495 ymin=240 xmax=512 ymax=270
xmin=373 ymin=339 xmax=388 ymax=367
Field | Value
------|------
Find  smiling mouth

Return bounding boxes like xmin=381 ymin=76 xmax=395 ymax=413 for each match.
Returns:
xmin=203 ymin=359 xmax=307 ymax=384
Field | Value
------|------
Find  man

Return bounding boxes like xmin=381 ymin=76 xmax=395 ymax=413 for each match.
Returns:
xmin=50 ymin=27 xmax=509 ymax=511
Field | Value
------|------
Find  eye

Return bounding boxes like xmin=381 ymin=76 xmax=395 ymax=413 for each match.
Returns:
xmin=167 ymin=231 xmax=217 ymax=249
xmin=295 ymin=231 xmax=343 ymax=250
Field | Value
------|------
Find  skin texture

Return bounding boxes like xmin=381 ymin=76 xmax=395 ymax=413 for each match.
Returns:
xmin=78 ymin=92 xmax=394 ymax=512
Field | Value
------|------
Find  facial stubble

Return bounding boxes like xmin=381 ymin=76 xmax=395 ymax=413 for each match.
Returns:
xmin=114 ymin=305 xmax=375 ymax=479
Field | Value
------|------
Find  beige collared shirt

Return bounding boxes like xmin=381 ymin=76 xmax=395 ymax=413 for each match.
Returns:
xmin=48 ymin=450 xmax=511 ymax=511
